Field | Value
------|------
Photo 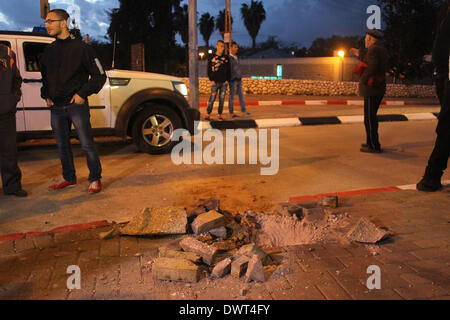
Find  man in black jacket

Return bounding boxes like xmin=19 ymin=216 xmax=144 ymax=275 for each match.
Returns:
xmin=0 ymin=44 xmax=27 ymax=197
xmin=41 ymin=9 xmax=106 ymax=193
xmin=350 ymin=30 xmax=389 ymax=153
xmin=205 ymin=40 xmax=230 ymax=121
xmin=417 ymin=1 xmax=450 ymax=192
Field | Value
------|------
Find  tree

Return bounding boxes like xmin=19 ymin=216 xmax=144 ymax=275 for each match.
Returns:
xmin=174 ymin=4 xmax=189 ymax=46
xmin=199 ymin=12 xmax=215 ymax=47
xmin=107 ymin=0 xmax=182 ymax=74
xmin=378 ymin=0 xmax=445 ymax=80
xmin=215 ymin=9 xmax=233 ymax=37
xmin=240 ymin=0 xmax=266 ymax=49
xmin=308 ymin=35 xmax=362 ymax=57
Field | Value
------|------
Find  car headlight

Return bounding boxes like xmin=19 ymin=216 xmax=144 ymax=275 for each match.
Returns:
xmin=173 ymin=81 xmax=188 ymax=97
xmin=109 ymin=78 xmax=131 ymax=86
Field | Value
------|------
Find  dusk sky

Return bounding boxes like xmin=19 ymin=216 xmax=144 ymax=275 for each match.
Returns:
xmin=0 ymin=0 xmax=376 ymax=47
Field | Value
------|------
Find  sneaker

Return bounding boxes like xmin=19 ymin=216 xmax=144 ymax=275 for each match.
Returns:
xmin=360 ymin=145 xmax=382 ymax=153
xmin=218 ymin=114 xmax=224 ymax=121
xmin=204 ymin=114 xmax=211 ymax=121
xmin=88 ymin=180 xmax=102 ymax=194
xmin=416 ymin=177 xmax=442 ymax=192
xmin=5 ymin=189 xmax=28 ymax=197
xmin=48 ymin=179 xmax=76 ymax=190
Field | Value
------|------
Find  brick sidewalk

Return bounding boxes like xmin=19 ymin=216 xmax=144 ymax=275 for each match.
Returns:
xmin=0 ymin=188 xmax=449 ymax=300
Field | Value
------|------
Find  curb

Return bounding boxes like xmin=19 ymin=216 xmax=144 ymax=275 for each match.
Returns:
xmin=199 ymin=112 xmax=440 ymax=130
xmin=198 ymin=99 xmax=438 ymax=108
xmin=289 ymin=180 xmax=450 ymax=202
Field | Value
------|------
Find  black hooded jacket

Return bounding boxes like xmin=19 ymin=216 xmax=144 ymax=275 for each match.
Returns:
xmin=432 ymin=1 xmax=450 ymax=77
xmin=0 ymin=44 xmax=22 ymax=118
xmin=40 ymin=35 xmax=106 ymax=106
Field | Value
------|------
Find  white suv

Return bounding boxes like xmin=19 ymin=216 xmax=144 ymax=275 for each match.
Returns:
xmin=0 ymin=31 xmax=199 ymax=154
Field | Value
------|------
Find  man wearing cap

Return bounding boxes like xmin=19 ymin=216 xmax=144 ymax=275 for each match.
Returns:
xmin=0 ymin=44 xmax=27 ymax=197
xmin=350 ymin=29 xmax=389 ymax=153
xmin=417 ymin=0 xmax=450 ymax=192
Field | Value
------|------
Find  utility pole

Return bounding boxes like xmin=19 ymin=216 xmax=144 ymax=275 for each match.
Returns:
xmin=188 ymin=0 xmax=199 ymax=110
xmin=40 ymin=0 xmax=50 ymax=19
xmin=224 ymin=0 xmax=232 ymax=53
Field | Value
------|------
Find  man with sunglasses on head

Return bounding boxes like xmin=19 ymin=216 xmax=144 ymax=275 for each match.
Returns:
xmin=40 ymin=9 xmax=106 ymax=194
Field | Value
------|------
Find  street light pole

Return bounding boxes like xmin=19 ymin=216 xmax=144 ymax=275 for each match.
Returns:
xmin=188 ymin=0 xmax=199 ymax=110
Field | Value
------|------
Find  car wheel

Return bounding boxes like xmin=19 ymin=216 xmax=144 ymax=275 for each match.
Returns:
xmin=132 ymin=104 xmax=183 ymax=154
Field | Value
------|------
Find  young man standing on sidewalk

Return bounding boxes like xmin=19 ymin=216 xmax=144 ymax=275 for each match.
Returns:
xmin=417 ymin=0 xmax=450 ymax=192
xmin=350 ymin=30 xmax=388 ymax=153
xmin=205 ymin=40 xmax=230 ymax=121
xmin=41 ymin=9 xmax=106 ymax=193
xmin=0 ymin=44 xmax=27 ymax=197
xmin=228 ymin=42 xmax=249 ymax=118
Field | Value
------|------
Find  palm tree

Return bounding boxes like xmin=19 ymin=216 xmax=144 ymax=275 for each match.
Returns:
xmin=241 ymin=0 xmax=266 ymax=49
xmin=174 ymin=4 xmax=189 ymax=46
xmin=215 ymin=10 xmax=233 ymax=38
xmin=199 ymin=13 xmax=215 ymax=47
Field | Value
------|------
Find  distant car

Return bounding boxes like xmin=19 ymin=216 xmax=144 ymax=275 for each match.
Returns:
xmin=0 ymin=31 xmax=199 ymax=154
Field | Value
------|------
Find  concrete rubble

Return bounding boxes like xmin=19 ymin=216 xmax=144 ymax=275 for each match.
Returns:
xmin=191 ymin=210 xmax=225 ymax=235
xmin=179 ymin=237 xmax=218 ymax=265
xmin=211 ymin=258 xmax=232 ymax=278
xmin=347 ymin=217 xmax=391 ymax=244
xmin=152 ymin=257 xmax=200 ymax=283
xmin=319 ymin=195 xmax=338 ymax=208
xmin=158 ymin=247 xmax=202 ymax=264
xmin=120 ymin=207 xmax=187 ymax=236
xmin=231 ymin=255 xmax=250 ymax=278
xmin=244 ymin=255 xmax=265 ymax=283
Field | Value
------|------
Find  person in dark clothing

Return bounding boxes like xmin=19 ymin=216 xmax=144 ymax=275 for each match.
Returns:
xmin=350 ymin=30 xmax=389 ymax=153
xmin=417 ymin=1 xmax=450 ymax=192
xmin=41 ymin=9 xmax=106 ymax=193
xmin=0 ymin=44 xmax=27 ymax=197
xmin=205 ymin=40 xmax=230 ymax=121
xmin=228 ymin=42 xmax=250 ymax=118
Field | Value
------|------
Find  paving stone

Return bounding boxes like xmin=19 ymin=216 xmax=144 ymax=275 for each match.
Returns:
xmin=119 ymin=237 xmax=140 ymax=257
xmin=315 ymin=277 xmax=352 ymax=300
xmin=236 ymin=243 xmax=268 ymax=265
xmin=231 ymin=255 xmax=250 ymax=278
xmin=303 ymin=207 xmax=327 ymax=224
xmin=158 ymin=247 xmax=201 ymax=263
xmin=0 ymin=240 xmax=15 ymax=256
xmin=152 ymin=257 xmax=200 ymax=283
xmin=120 ymin=207 xmax=187 ymax=236
xmin=191 ymin=210 xmax=225 ymax=235
xmin=393 ymin=284 xmax=448 ymax=300
xmin=244 ymin=255 xmax=265 ymax=283
xmin=14 ymin=238 xmax=36 ymax=253
xmin=211 ymin=258 xmax=232 ymax=278
xmin=209 ymin=227 xmax=227 ymax=239
xmin=399 ymin=273 xmax=434 ymax=285
xmin=297 ymin=257 xmax=346 ymax=273
xmin=319 ymin=196 xmax=338 ymax=208
xmin=409 ymin=247 xmax=450 ymax=260
xmin=99 ymin=238 xmax=120 ymax=257
xmin=347 ymin=217 xmax=391 ymax=244
xmin=179 ymin=237 xmax=217 ymax=265
xmin=32 ymin=234 xmax=56 ymax=250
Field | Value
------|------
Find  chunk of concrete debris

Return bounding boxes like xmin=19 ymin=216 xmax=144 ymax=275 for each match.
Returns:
xmin=152 ymin=257 xmax=200 ymax=283
xmin=319 ymin=195 xmax=338 ymax=208
xmin=231 ymin=255 xmax=250 ymax=278
xmin=191 ymin=210 xmax=225 ymax=235
xmin=237 ymin=243 xmax=268 ymax=265
xmin=209 ymin=226 xmax=227 ymax=239
xmin=211 ymin=258 xmax=232 ymax=278
xmin=347 ymin=217 xmax=391 ymax=244
xmin=187 ymin=207 xmax=207 ymax=224
xmin=120 ymin=207 xmax=187 ymax=236
xmin=303 ymin=207 xmax=327 ymax=224
xmin=276 ymin=202 xmax=304 ymax=219
xmin=179 ymin=237 xmax=218 ymax=265
xmin=213 ymin=241 xmax=237 ymax=251
xmin=98 ymin=227 xmax=120 ymax=240
xmin=158 ymin=247 xmax=201 ymax=264
xmin=231 ymin=256 xmax=250 ymax=278
xmin=199 ymin=198 xmax=220 ymax=211
xmin=244 ymin=255 xmax=265 ymax=283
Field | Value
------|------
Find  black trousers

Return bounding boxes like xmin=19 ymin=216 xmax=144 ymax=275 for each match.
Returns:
xmin=0 ymin=115 xmax=22 ymax=194
xmin=424 ymin=78 xmax=450 ymax=179
xmin=364 ymin=95 xmax=384 ymax=149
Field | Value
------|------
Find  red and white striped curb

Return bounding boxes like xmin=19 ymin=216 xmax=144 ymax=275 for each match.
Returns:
xmin=199 ymin=100 xmax=406 ymax=107
xmin=289 ymin=180 xmax=450 ymax=202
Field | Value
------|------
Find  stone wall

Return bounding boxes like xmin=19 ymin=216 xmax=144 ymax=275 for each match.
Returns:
xmin=181 ymin=78 xmax=437 ymax=98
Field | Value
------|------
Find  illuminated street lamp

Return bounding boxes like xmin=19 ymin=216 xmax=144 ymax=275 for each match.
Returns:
xmin=199 ymin=52 xmax=205 ymax=59
xmin=338 ymin=50 xmax=345 ymax=58
xmin=338 ymin=50 xmax=345 ymax=81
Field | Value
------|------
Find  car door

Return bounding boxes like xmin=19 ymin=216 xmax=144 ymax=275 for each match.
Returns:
xmin=16 ymin=38 xmax=54 ymax=131
xmin=0 ymin=38 xmax=25 ymax=132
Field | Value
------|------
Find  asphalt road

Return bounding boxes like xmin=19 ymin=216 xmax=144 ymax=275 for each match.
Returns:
xmin=0 ymin=110 xmax=447 ymax=236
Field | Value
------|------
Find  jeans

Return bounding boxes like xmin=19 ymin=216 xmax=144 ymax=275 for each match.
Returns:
xmin=0 ymin=116 xmax=22 ymax=194
xmin=228 ymin=79 xmax=246 ymax=113
xmin=206 ymin=82 xmax=228 ymax=115
xmin=364 ymin=95 xmax=383 ymax=149
xmin=51 ymin=103 xmax=102 ymax=183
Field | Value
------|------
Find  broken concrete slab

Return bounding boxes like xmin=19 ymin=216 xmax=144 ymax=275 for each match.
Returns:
xmin=231 ymin=255 xmax=250 ymax=278
xmin=347 ymin=217 xmax=391 ymax=244
xmin=319 ymin=196 xmax=338 ymax=208
xmin=209 ymin=227 xmax=227 ymax=239
xmin=236 ymin=243 xmax=268 ymax=265
xmin=276 ymin=202 xmax=304 ymax=219
xmin=152 ymin=257 xmax=200 ymax=283
xmin=179 ymin=237 xmax=218 ymax=266
xmin=213 ymin=241 xmax=237 ymax=252
xmin=158 ymin=247 xmax=201 ymax=264
xmin=211 ymin=258 xmax=232 ymax=278
xmin=244 ymin=255 xmax=265 ymax=283
xmin=191 ymin=210 xmax=225 ymax=235
xmin=120 ymin=207 xmax=187 ymax=236
xmin=303 ymin=207 xmax=327 ymax=224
